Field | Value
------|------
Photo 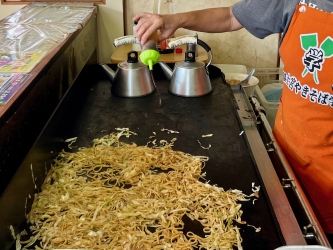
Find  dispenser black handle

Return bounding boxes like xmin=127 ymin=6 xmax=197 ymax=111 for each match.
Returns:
xmin=127 ymin=51 xmax=139 ymax=63
xmin=185 ymin=51 xmax=196 ymax=62
xmin=197 ymin=39 xmax=211 ymax=52
xmin=197 ymin=39 xmax=212 ymax=74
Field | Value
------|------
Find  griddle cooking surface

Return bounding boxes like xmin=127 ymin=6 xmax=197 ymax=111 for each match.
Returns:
xmin=63 ymin=64 xmax=282 ymax=249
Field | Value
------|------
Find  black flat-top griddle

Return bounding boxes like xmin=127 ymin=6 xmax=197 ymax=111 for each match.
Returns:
xmin=64 ymin=64 xmax=283 ymax=249
xmin=1 ymin=64 xmax=283 ymax=249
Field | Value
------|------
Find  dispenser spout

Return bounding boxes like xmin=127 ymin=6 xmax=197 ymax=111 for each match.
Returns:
xmin=139 ymin=50 xmax=160 ymax=70
xmin=148 ymin=60 xmax=153 ymax=71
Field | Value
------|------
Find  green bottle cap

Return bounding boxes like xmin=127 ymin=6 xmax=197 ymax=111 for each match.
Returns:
xmin=139 ymin=49 xmax=160 ymax=70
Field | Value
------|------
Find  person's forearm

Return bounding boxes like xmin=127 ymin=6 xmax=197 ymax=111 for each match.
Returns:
xmin=176 ymin=7 xmax=242 ymax=33
xmin=133 ymin=7 xmax=243 ymax=45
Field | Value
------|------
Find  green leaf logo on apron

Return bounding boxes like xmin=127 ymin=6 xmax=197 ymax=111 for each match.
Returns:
xmin=301 ymin=33 xmax=333 ymax=84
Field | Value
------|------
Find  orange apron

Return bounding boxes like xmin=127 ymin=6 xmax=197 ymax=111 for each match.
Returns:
xmin=275 ymin=4 xmax=333 ymax=233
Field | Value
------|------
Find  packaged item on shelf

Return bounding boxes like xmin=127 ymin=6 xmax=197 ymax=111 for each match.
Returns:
xmin=0 ymin=73 xmax=31 ymax=104
xmin=0 ymin=51 xmax=46 ymax=73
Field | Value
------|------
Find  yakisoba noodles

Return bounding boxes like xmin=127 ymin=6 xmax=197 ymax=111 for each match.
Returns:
xmin=226 ymin=79 xmax=242 ymax=85
xmin=18 ymin=128 xmax=259 ymax=250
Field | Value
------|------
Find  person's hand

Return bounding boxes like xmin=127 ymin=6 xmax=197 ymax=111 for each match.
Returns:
xmin=133 ymin=12 xmax=180 ymax=45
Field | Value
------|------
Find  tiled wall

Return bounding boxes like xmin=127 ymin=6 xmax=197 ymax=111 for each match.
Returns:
xmin=125 ymin=0 xmax=280 ymax=68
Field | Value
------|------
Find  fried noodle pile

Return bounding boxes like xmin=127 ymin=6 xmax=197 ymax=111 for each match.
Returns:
xmin=19 ymin=128 xmax=255 ymax=250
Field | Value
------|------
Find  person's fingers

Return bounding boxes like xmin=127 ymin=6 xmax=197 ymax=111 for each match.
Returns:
xmin=157 ymin=15 xmax=177 ymax=41
xmin=132 ymin=12 xmax=150 ymax=22
xmin=158 ymin=27 xmax=171 ymax=41
xmin=132 ymin=13 xmax=176 ymax=45
xmin=135 ymin=14 xmax=163 ymax=44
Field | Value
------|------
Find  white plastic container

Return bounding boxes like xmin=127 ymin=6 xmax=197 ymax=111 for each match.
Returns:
xmin=254 ymin=85 xmax=280 ymax=128
xmin=261 ymin=82 xmax=283 ymax=95
xmin=132 ymin=21 xmax=141 ymax=51
xmin=275 ymin=246 xmax=332 ymax=250
xmin=261 ymin=82 xmax=283 ymax=102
